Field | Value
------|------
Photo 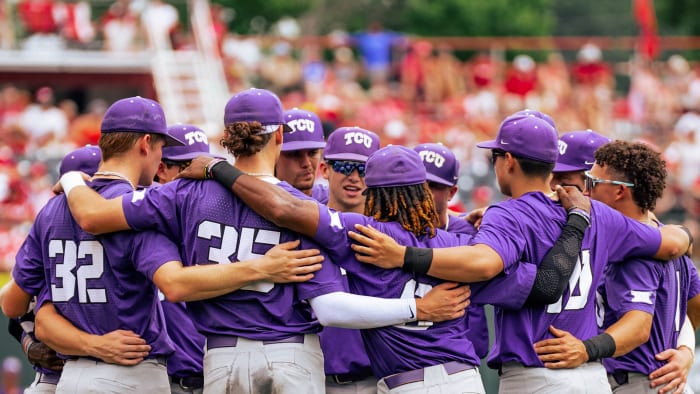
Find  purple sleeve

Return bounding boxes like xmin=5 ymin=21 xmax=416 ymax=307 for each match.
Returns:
xmin=469 ymin=205 xmax=525 ymax=274
xmin=121 ymin=183 xmax=180 ymax=237
xmin=12 ymin=225 xmax=46 ymax=297
xmin=295 ymin=237 xmax=345 ymax=300
xmin=687 ymin=259 xmax=700 ymax=300
xmin=470 ymin=261 xmax=536 ymax=309
xmin=130 ymin=231 xmax=183 ymax=280
xmin=605 ymin=260 xmax=660 ymax=316
xmin=596 ymin=203 xmax=662 ymax=263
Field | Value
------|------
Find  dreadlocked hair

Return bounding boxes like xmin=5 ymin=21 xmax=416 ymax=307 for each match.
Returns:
xmin=220 ymin=121 xmax=274 ymax=158
xmin=364 ymin=183 xmax=439 ymax=238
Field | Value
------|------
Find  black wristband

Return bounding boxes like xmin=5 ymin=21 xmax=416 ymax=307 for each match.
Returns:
xmin=566 ymin=212 xmax=590 ymax=235
xmin=583 ymin=332 xmax=616 ymax=361
xmin=211 ymin=161 xmax=244 ymax=191
xmin=680 ymin=225 xmax=694 ymax=255
xmin=403 ymin=247 xmax=433 ymax=275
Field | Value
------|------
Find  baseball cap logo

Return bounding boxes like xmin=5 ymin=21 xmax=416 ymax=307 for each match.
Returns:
xmin=500 ymin=139 xmax=510 ymax=145
xmin=344 ymin=132 xmax=373 ymax=148
xmin=584 ymin=160 xmax=595 ymax=165
xmin=418 ymin=150 xmax=445 ymax=168
xmin=558 ymin=140 xmax=568 ymax=155
xmin=287 ymin=119 xmax=315 ymax=134
xmin=184 ymin=130 xmax=209 ymax=146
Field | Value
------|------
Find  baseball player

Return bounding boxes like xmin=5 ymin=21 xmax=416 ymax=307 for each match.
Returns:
xmin=275 ymin=108 xmax=326 ymax=197
xmin=534 ymin=141 xmax=700 ymax=394
xmin=57 ymin=88 xmax=467 ymax=394
xmin=317 ymin=126 xmax=381 ymax=393
xmin=549 ymin=130 xmax=611 ymax=192
xmin=344 ymin=111 xmax=693 ymax=393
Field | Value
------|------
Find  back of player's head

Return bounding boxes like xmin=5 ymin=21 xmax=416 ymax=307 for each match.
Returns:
xmin=363 ymin=145 xmax=437 ymax=238
xmin=281 ymin=108 xmax=326 ymax=152
xmin=414 ymin=143 xmax=459 ymax=187
xmin=554 ymin=130 xmax=610 ymax=173
xmin=324 ymin=127 xmax=380 ymax=163
xmin=221 ymin=88 xmax=291 ymax=157
xmin=100 ymin=96 xmax=183 ymax=147
xmin=162 ymin=124 xmax=212 ymax=161
xmin=59 ymin=145 xmax=101 ymax=177
xmin=594 ymin=140 xmax=666 ymax=212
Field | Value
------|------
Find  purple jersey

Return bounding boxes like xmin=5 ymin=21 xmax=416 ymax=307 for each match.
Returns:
xmin=472 ymin=192 xmax=662 ymax=369
xmin=447 ymin=214 xmax=477 ymax=236
xmin=602 ymin=242 xmax=700 ymax=375
xmin=121 ymin=179 xmax=345 ymax=340
xmin=13 ymin=179 xmax=178 ymax=358
xmin=311 ymin=183 xmax=329 ymax=204
xmin=315 ymin=206 xmax=489 ymax=379
xmin=161 ymin=299 xmax=204 ymax=378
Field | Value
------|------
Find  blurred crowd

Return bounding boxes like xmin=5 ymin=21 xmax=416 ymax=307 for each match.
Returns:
xmin=2 ymin=1 xmax=700 ymax=270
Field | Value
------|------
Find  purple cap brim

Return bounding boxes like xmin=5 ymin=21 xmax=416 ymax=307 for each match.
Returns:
xmin=281 ymin=141 xmax=327 ymax=152
xmin=426 ymin=173 xmax=454 ymax=186
xmin=553 ymin=162 xmax=589 ymax=173
xmin=324 ymin=152 xmax=370 ymax=162
xmin=476 ymin=140 xmax=500 ymax=150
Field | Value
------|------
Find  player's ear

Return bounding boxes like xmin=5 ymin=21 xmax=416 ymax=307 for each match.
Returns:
xmin=138 ymin=134 xmax=151 ymax=155
xmin=319 ymin=161 xmax=329 ymax=180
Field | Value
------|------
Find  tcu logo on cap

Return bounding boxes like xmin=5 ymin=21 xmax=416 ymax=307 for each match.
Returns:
xmin=558 ymin=140 xmax=568 ymax=155
xmin=344 ymin=132 xmax=373 ymax=148
xmin=184 ymin=130 xmax=208 ymax=146
xmin=418 ymin=150 xmax=445 ymax=168
xmin=287 ymin=119 xmax=315 ymax=134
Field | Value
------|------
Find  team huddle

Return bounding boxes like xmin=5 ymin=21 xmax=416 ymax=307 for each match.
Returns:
xmin=0 ymin=87 xmax=699 ymax=394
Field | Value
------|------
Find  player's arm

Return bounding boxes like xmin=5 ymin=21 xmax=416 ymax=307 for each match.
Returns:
xmin=176 ymin=157 xmax=320 ymax=237
xmin=1 ymin=279 xmax=32 ymax=319
xmin=153 ymin=240 xmax=324 ymax=302
xmin=35 ymin=302 xmax=151 ymax=366
xmin=649 ymin=315 xmax=696 ymax=394
xmin=308 ymin=282 xmax=470 ymax=329
xmin=655 ymin=225 xmax=693 ymax=260
xmin=59 ymin=172 xmax=129 ymax=234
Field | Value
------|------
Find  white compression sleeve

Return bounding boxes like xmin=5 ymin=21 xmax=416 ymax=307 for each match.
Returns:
xmin=60 ymin=171 xmax=87 ymax=196
xmin=309 ymin=292 xmax=417 ymax=329
xmin=677 ymin=315 xmax=696 ymax=358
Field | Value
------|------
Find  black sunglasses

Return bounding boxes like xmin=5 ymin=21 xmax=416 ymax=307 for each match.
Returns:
xmin=163 ymin=159 xmax=192 ymax=172
xmin=491 ymin=150 xmax=506 ymax=164
xmin=328 ymin=160 xmax=366 ymax=177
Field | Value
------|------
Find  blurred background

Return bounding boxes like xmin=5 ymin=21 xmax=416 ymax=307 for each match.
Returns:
xmin=0 ymin=0 xmax=699 ymax=391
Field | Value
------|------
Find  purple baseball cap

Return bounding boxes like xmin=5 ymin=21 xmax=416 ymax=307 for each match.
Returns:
xmin=414 ymin=143 xmax=459 ymax=186
xmin=477 ymin=110 xmax=559 ymax=163
xmin=281 ymin=108 xmax=326 ymax=151
xmin=365 ymin=145 xmax=427 ymax=188
xmin=324 ymin=127 xmax=380 ymax=162
xmin=162 ymin=124 xmax=213 ymax=161
xmin=224 ymin=88 xmax=292 ymax=133
xmin=100 ymin=96 xmax=184 ymax=147
xmin=59 ymin=145 xmax=101 ymax=176
xmin=553 ymin=130 xmax=611 ymax=172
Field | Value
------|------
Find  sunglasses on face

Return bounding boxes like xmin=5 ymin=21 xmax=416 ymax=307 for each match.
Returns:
xmin=328 ymin=160 xmax=366 ymax=177
xmin=491 ymin=150 xmax=506 ymax=165
xmin=584 ymin=171 xmax=635 ymax=191
xmin=163 ymin=159 xmax=192 ymax=172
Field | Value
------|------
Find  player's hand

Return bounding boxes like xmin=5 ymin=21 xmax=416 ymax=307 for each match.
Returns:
xmin=416 ymin=282 xmax=470 ymax=322
xmin=88 ymin=330 xmax=151 ymax=366
xmin=533 ymin=325 xmax=587 ymax=369
xmin=27 ymin=341 xmax=64 ymax=371
xmin=556 ymin=185 xmax=591 ymax=214
xmin=348 ymin=224 xmax=405 ymax=269
xmin=648 ymin=347 xmax=693 ymax=394
xmin=52 ymin=171 xmax=90 ymax=195
xmin=175 ymin=155 xmax=217 ymax=180
xmin=465 ymin=208 xmax=486 ymax=229
xmin=258 ymin=240 xmax=324 ymax=283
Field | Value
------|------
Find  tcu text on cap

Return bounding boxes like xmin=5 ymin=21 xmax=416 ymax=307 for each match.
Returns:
xmin=288 ymin=118 xmax=316 ymax=133
xmin=418 ymin=150 xmax=445 ymax=168
xmin=558 ymin=140 xmax=568 ymax=155
xmin=185 ymin=130 xmax=208 ymax=145
xmin=344 ymin=132 xmax=374 ymax=148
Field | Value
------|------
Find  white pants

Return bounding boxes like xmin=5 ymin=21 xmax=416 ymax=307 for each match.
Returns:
xmin=609 ymin=371 xmax=694 ymax=394
xmin=499 ymin=362 xmax=612 ymax=394
xmin=203 ymin=334 xmax=324 ymax=394
xmin=56 ymin=358 xmax=169 ymax=393
xmin=377 ymin=363 xmax=484 ymax=394
xmin=24 ymin=372 xmax=58 ymax=394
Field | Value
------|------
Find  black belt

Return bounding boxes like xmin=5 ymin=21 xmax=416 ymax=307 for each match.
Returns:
xmin=384 ymin=361 xmax=475 ymax=390
xmin=170 ymin=375 xmax=204 ymax=391
xmin=327 ymin=372 xmax=374 ymax=385
xmin=610 ymin=370 xmax=629 ymax=386
xmin=38 ymin=372 xmax=61 ymax=385
xmin=206 ymin=334 xmax=305 ymax=350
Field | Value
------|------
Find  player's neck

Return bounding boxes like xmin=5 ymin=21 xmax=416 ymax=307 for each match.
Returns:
xmin=95 ymin=159 xmax=140 ymax=190
xmin=509 ymin=178 xmax=552 ymax=199
xmin=234 ymin=154 xmax=275 ymax=178
xmin=618 ymin=202 xmax=649 ymax=224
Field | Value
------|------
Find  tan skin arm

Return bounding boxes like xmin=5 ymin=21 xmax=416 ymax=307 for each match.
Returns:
xmin=35 ymin=302 xmax=151 ymax=366
xmin=1 ymin=279 xmax=32 ymax=318
xmin=176 ymin=156 xmax=320 ymax=238
xmin=655 ymin=225 xmax=692 ymax=261
xmin=153 ymin=240 xmax=323 ymax=302
xmin=533 ymin=310 xmax=652 ymax=369
xmin=62 ymin=185 xmax=128 ymax=235
xmin=649 ymin=314 xmax=696 ymax=394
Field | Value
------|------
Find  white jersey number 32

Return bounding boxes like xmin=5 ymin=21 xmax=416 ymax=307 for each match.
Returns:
xmin=49 ymin=240 xmax=106 ymax=304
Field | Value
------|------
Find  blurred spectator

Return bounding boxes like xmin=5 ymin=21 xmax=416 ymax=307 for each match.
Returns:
xmin=17 ymin=86 xmax=68 ymax=149
xmin=17 ymin=0 xmax=58 ymax=35
xmin=0 ymin=0 xmax=15 ymax=49
xmin=0 ymin=356 xmax=22 ymax=394
xmin=571 ymin=43 xmax=614 ymax=132
xmin=350 ymin=21 xmax=404 ymax=87
xmin=503 ymin=54 xmax=537 ymax=112
xmin=101 ymin=0 xmax=140 ymax=52
xmin=141 ymin=0 xmax=178 ymax=50
xmin=259 ymin=41 xmax=302 ymax=93
xmin=68 ymin=98 xmax=106 ymax=146
xmin=301 ymin=45 xmax=328 ymax=101
xmin=56 ymin=0 xmax=96 ymax=48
